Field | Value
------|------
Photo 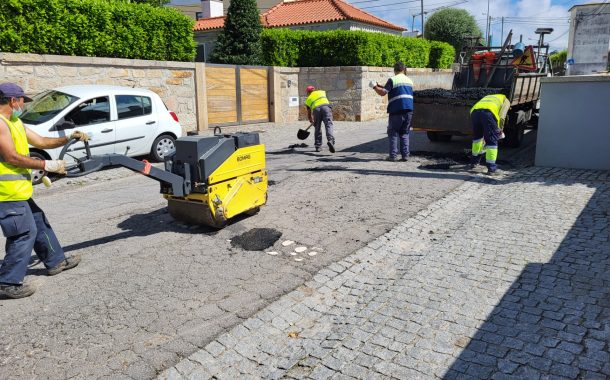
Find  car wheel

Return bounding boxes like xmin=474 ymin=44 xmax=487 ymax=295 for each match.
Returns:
xmin=151 ymin=134 xmax=176 ymax=162
xmin=29 ymin=151 xmax=47 ymax=186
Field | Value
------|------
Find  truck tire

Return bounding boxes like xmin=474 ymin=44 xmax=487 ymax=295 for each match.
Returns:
xmin=530 ymin=113 xmax=539 ymax=128
xmin=426 ymin=132 xmax=452 ymax=142
xmin=504 ymin=123 xmax=525 ymax=148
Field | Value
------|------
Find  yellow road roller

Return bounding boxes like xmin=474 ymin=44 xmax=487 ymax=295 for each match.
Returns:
xmin=59 ymin=131 xmax=267 ymax=228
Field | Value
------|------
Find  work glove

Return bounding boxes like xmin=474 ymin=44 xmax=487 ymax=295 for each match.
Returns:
xmin=44 ymin=160 xmax=66 ymax=174
xmin=69 ymin=130 xmax=90 ymax=142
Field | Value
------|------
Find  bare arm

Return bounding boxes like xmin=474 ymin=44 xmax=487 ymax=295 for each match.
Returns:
xmin=0 ymin=120 xmax=45 ymax=170
xmin=499 ymin=98 xmax=511 ymax=129
xmin=307 ymin=107 xmax=313 ymax=124
xmin=373 ymin=84 xmax=388 ymax=97
xmin=25 ymin=127 xmax=69 ymax=149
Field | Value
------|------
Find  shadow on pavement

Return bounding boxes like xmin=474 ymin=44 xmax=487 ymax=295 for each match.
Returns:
xmin=60 ymin=208 xmax=219 ymax=254
xmin=443 ymin=182 xmax=610 ymax=379
xmin=287 ymin=166 xmax=477 ymax=182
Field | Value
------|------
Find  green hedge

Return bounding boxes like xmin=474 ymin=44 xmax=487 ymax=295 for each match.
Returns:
xmin=428 ymin=41 xmax=455 ymax=69
xmin=0 ymin=0 xmax=196 ymax=61
xmin=261 ymin=29 xmax=453 ymax=68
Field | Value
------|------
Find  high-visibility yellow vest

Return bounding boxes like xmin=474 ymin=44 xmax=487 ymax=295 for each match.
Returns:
xmin=305 ymin=90 xmax=330 ymax=110
xmin=470 ymin=94 xmax=507 ymax=125
xmin=0 ymin=114 xmax=33 ymax=201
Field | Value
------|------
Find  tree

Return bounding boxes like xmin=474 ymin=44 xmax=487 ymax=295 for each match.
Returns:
xmin=210 ymin=0 xmax=262 ymax=65
xmin=424 ymin=8 xmax=481 ymax=59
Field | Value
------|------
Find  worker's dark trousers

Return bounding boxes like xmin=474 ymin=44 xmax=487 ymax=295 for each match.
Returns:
xmin=313 ymin=105 xmax=335 ymax=149
xmin=0 ymin=199 xmax=66 ymax=285
xmin=387 ymin=110 xmax=413 ymax=159
xmin=471 ymin=109 xmax=500 ymax=172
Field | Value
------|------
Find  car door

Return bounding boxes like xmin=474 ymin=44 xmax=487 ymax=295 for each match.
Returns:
xmin=60 ymin=96 xmax=116 ymax=160
xmin=113 ymin=94 xmax=158 ymax=157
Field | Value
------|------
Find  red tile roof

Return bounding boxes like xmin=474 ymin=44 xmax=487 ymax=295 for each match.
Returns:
xmin=194 ymin=16 xmax=226 ymax=31
xmin=264 ymin=0 xmax=405 ymax=31
xmin=193 ymin=0 xmax=406 ymax=32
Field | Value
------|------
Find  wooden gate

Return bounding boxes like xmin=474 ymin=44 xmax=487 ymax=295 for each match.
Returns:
xmin=205 ymin=64 xmax=270 ymax=127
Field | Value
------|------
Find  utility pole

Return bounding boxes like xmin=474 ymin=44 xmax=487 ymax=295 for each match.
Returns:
xmin=420 ymin=0 xmax=424 ymax=37
xmin=412 ymin=14 xmax=416 ymax=32
xmin=485 ymin=0 xmax=490 ymax=46
xmin=500 ymin=16 xmax=504 ymax=44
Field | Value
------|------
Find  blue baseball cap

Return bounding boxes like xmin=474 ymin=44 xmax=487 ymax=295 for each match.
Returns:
xmin=0 ymin=83 xmax=33 ymax=102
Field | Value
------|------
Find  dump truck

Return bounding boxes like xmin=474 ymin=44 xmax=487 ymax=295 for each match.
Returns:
xmin=413 ymin=29 xmax=553 ymax=148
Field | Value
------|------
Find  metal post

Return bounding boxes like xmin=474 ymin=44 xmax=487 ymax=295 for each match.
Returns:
xmin=412 ymin=14 xmax=416 ymax=32
xmin=485 ymin=0 xmax=490 ymax=46
xmin=500 ymin=17 xmax=504 ymax=44
xmin=420 ymin=0 xmax=424 ymax=37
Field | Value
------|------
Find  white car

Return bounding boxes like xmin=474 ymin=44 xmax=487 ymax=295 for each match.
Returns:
xmin=21 ymin=85 xmax=183 ymax=184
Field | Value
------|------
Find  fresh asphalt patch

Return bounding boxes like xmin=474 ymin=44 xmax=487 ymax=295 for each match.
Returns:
xmin=230 ymin=228 xmax=283 ymax=251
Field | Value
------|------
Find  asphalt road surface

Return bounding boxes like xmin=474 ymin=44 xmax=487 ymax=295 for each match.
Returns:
xmin=0 ymin=120 xmax=536 ymax=379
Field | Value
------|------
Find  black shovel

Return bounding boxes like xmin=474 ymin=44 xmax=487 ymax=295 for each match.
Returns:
xmin=297 ymin=124 xmax=313 ymax=140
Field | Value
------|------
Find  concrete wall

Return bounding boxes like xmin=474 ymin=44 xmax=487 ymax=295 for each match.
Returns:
xmin=566 ymin=4 xmax=610 ymax=76
xmin=271 ymin=67 xmax=300 ymax=123
xmin=0 ymin=52 xmax=199 ymax=131
xmin=535 ymin=75 xmax=610 ymax=170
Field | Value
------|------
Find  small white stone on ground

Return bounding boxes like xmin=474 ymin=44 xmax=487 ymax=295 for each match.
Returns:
xmin=294 ymin=246 xmax=307 ymax=253
xmin=282 ymin=240 xmax=295 ymax=246
xmin=307 ymin=251 xmax=318 ymax=256
xmin=267 ymin=251 xmax=279 ymax=256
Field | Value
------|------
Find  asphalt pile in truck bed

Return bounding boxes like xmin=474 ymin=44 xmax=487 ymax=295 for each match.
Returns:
xmin=414 ymin=87 xmax=506 ymax=101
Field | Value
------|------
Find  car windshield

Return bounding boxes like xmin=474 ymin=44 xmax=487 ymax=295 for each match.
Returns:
xmin=21 ymin=90 xmax=80 ymax=125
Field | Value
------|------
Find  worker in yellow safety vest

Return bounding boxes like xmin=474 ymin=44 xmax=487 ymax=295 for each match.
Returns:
xmin=305 ymin=86 xmax=335 ymax=153
xmin=469 ymin=94 xmax=511 ymax=175
xmin=0 ymin=82 xmax=89 ymax=299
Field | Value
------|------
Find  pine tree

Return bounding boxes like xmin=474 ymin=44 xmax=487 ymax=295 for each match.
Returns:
xmin=210 ymin=0 xmax=263 ymax=65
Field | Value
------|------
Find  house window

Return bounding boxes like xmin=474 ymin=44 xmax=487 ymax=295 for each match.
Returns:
xmin=195 ymin=12 xmax=203 ymax=20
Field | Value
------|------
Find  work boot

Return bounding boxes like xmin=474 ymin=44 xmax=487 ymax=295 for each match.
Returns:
xmin=486 ymin=169 xmax=498 ymax=176
xmin=400 ymin=156 xmax=408 ymax=162
xmin=385 ymin=156 xmax=397 ymax=162
xmin=0 ymin=282 xmax=36 ymax=299
xmin=315 ymin=147 xmax=321 ymax=152
xmin=47 ymin=254 xmax=81 ymax=276
xmin=327 ymin=142 xmax=335 ymax=153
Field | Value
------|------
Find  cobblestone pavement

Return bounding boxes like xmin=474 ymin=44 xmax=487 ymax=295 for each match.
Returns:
xmin=160 ymin=167 xmax=610 ymax=379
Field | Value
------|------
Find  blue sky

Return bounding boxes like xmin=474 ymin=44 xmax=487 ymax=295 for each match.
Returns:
xmin=352 ymin=0 xmax=593 ymax=51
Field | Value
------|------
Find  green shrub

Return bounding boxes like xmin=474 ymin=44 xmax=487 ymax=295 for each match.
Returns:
xmin=260 ymin=29 xmax=441 ymax=68
xmin=549 ymin=50 xmax=567 ymax=71
xmin=428 ymin=41 xmax=455 ymax=69
xmin=0 ymin=0 xmax=195 ymax=61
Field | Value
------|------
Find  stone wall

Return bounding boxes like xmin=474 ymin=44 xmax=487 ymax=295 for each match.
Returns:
xmin=1 ymin=52 xmax=456 ymax=129
xmin=274 ymin=66 xmax=454 ymax=123
xmin=0 ymin=53 xmax=199 ymax=131
xmin=360 ymin=67 xmax=454 ymax=121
